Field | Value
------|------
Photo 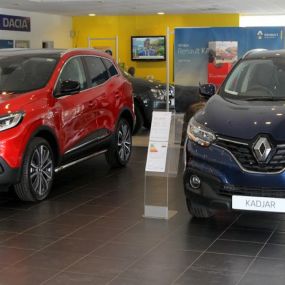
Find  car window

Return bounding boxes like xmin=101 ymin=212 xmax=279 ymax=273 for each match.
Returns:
xmin=0 ymin=55 xmax=58 ymax=94
xmin=102 ymin=58 xmax=118 ymax=77
xmin=85 ymin=56 xmax=109 ymax=87
xmin=223 ymin=58 xmax=285 ymax=98
xmin=56 ymin=57 xmax=87 ymax=93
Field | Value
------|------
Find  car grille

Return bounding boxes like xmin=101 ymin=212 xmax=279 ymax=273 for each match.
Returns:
xmin=214 ymin=138 xmax=285 ymax=173
xmin=218 ymin=185 xmax=285 ymax=198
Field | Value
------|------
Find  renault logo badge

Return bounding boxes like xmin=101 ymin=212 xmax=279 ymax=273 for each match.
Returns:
xmin=253 ymin=137 xmax=271 ymax=162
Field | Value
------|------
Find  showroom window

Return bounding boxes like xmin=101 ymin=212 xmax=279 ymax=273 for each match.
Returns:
xmin=84 ymin=56 xmax=109 ymax=87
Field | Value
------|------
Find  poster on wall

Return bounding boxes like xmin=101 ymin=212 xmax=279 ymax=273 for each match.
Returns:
xmin=15 ymin=40 xmax=30 ymax=48
xmin=174 ymin=27 xmax=285 ymax=112
xmin=175 ymin=27 xmax=285 ymax=87
xmin=0 ymin=39 xmax=13 ymax=48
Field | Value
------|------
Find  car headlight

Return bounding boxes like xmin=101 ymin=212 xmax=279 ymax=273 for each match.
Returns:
xmin=150 ymin=88 xmax=166 ymax=101
xmin=187 ymin=117 xmax=215 ymax=147
xmin=0 ymin=112 xmax=24 ymax=132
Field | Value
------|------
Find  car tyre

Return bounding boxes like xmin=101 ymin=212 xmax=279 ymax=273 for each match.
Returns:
xmin=105 ymin=118 xmax=132 ymax=168
xmin=14 ymin=137 xmax=55 ymax=202
xmin=133 ymin=104 xmax=143 ymax=134
xmin=186 ymin=198 xmax=214 ymax=218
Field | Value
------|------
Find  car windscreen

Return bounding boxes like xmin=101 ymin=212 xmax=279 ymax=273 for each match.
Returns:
xmin=0 ymin=54 xmax=59 ymax=94
xmin=222 ymin=58 xmax=285 ymax=100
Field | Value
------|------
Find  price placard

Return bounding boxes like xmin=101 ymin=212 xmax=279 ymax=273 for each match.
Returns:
xmin=145 ymin=111 xmax=172 ymax=173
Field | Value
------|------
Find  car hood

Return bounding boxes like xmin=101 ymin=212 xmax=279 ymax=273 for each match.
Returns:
xmin=195 ymin=95 xmax=285 ymax=141
xmin=126 ymin=76 xmax=166 ymax=93
xmin=0 ymin=92 xmax=24 ymax=112
xmin=0 ymin=89 xmax=47 ymax=114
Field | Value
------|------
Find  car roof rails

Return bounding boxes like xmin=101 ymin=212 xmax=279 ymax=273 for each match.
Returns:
xmin=242 ymin=49 xmax=268 ymax=59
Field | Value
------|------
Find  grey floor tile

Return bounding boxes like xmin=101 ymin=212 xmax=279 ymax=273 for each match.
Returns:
xmin=238 ymin=273 xmax=285 ymax=285
xmin=207 ymin=240 xmax=263 ymax=256
xmin=259 ymin=243 xmax=285 ymax=259
xmin=193 ymin=253 xmax=253 ymax=274
xmin=0 ymin=265 xmax=58 ymax=285
xmin=43 ymin=272 xmax=110 ymax=285
xmin=174 ymin=267 xmax=241 ymax=285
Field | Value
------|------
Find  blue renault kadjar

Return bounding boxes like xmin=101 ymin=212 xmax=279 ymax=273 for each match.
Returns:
xmin=184 ymin=49 xmax=285 ymax=218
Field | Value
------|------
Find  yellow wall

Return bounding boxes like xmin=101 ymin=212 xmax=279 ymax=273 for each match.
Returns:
xmin=73 ymin=14 xmax=239 ymax=83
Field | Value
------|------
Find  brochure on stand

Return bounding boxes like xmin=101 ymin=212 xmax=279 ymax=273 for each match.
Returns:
xmin=145 ymin=111 xmax=172 ymax=173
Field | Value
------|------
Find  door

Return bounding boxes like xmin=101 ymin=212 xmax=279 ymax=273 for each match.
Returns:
xmin=54 ymin=56 xmax=92 ymax=153
xmin=83 ymin=56 xmax=114 ymax=135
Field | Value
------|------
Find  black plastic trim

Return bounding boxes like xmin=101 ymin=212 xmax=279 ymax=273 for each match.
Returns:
xmin=184 ymin=167 xmax=231 ymax=211
xmin=0 ymin=157 xmax=21 ymax=186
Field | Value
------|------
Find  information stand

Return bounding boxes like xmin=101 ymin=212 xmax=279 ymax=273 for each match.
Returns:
xmin=144 ymin=111 xmax=184 ymax=219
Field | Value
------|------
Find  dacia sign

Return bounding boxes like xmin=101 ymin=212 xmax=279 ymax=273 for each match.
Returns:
xmin=0 ymin=14 xmax=31 ymax=32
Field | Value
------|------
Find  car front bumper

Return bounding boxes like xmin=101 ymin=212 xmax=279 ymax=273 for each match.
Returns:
xmin=184 ymin=139 xmax=285 ymax=211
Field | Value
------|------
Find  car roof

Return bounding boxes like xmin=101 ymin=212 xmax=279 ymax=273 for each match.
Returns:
xmin=0 ymin=48 xmax=65 ymax=57
xmin=244 ymin=49 xmax=285 ymax=60
xmin=0 ymin=48 xmax=110 ymax=58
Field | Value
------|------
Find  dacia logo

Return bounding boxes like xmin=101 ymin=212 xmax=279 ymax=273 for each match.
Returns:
xmin=0 ymin=15 xmax=30 ymax=32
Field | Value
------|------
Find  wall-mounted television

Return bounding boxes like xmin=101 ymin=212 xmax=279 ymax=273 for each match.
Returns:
xmin=131 ymin=36 xmax=166 ymax=61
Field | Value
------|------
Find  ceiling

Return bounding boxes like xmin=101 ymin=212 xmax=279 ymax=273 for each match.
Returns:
xmin=1 ymin=0 xmax=285 ymax=16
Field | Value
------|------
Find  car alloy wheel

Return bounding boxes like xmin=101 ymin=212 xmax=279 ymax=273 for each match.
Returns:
xmin=117 ymin=121 xmax=131 ymax=162
xmin=29 ymin=144 xmax=54 ymax=197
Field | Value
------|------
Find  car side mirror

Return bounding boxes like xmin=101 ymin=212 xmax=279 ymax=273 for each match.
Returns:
xmin=57 ymin=80 xmax=80 ymax=96
xmin=199 ymin=83 xmax=216 ymax=99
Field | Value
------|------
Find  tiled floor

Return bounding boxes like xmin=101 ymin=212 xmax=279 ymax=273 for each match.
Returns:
xmin=0 ymin=147 xmax=285 ymax=284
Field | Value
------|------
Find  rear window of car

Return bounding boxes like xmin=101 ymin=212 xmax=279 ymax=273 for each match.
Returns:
xmin=102 ymin=58 xmax=118 ymax=77
xmin=0 ymin=54 xmax=59 ymax=94
xmin=84 ymin=56 xmax=109 ymax=87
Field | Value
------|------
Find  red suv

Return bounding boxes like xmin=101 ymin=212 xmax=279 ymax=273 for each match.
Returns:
xmin=0 ymin=49 xmax=134 ymax=202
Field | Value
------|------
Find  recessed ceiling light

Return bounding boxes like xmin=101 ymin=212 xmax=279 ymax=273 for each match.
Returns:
xmin=88 ymin=13 xmax=96 ymax=16
xmin=157 ymin=12 xmax=165 ymax=15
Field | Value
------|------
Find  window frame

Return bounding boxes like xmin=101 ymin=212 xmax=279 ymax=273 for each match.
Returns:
xmin=53 ymin=55 xmax=88 ymax=97
xmin=101 ymin=57 xmax=119 ymax=78
xmin=82 ymin=55 xmax=112 ymax=89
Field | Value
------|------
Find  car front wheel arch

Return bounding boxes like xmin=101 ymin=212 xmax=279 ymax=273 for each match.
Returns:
xmin=14 ymin=137 xmax=55 ymax=202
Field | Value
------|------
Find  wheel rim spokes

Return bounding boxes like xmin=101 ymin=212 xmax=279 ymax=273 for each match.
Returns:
xmin=30 ymin=145 xmax=53 ymax=196
xmin=117 ymin=123 xmax=131 ymax=161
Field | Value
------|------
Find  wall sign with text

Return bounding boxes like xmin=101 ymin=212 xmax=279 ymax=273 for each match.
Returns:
xmin=0 ymin=14 xmax=31 ymax=32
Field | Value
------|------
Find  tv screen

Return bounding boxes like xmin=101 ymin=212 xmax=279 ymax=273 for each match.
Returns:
xmin=131 ymin=36 xmax=166 ymax=61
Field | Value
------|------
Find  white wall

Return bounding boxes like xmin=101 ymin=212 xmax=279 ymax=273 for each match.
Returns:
xmin=0 ymin=8 xmax=72 ymax=48
xmin=240 ymin=15 xmax=285 ymax=27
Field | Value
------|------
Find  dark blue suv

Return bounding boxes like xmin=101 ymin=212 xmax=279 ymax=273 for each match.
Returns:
xmin=184 ymin=49 xmax=285 ymax=218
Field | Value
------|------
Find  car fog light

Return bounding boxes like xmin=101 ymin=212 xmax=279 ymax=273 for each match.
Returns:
xmin=190 ymin=175 xmax=201 ymax=189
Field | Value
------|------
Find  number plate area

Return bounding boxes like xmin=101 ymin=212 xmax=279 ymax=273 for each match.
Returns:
xmin=232 ymin=195 xmax=285 ymax=213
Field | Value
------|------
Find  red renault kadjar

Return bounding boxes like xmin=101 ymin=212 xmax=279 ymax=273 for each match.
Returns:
xmin=0 ymin=48 xmax=134 ymax=201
